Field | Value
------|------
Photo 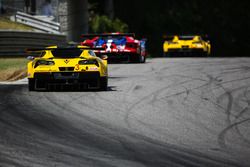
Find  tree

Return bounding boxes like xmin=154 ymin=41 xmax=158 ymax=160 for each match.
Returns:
xmin=67 ymin=0 xmax=89 ymax=42
xmin=30 ymin=0 xmax=36 ymax=15
xmin=90 ymin=15 xmax=128 ymax=33
xmin=114 ymin=0 xmax=250 ymax=56
xmin=104 ymin=0 xmax=114 ymax=19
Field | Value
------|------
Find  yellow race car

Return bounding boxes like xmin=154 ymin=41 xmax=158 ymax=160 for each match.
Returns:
xmin=27 ymin=45 xmax=108 ymax=91
xmin=163 ymin=35 xmax=211 ymax=56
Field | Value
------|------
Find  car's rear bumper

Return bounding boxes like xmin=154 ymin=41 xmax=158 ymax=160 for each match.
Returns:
xmin=96 ymin=52 xmax=140 ymax=62
xmin=165 ymin=48 xmax=207 ymax=56
xmin=32 ymin=72 xmax=104 ymax=90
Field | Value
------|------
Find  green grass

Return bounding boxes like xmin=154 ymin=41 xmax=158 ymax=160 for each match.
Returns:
xmin=0 ymin=58 xmax=28 ymax=81
xmin=0 ymin=17 xmax=33 ymax=30
xmin=0 ymin=17 xmax=33 ymax=80
xmin=0 ymin=58 xmax=28 ymax=71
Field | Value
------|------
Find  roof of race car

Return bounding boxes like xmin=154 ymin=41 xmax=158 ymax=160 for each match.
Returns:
xmin=26 ymin=45 xmax=105 ymax=58
xmin=81 ymin=33 xmax=135 ymax=38
xmin=163 ymin=34 xmax=209 ymax=41
xmin=26 ymin=45 xmax=104 ymax=52
xmin=81 ymin=33 xmax=140 ymax=46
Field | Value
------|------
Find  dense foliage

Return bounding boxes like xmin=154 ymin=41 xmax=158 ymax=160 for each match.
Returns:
xmin=90 ymin=15 xmax=128 ymax=33
xmin=90 ymin=0 xmax=250 ymax=56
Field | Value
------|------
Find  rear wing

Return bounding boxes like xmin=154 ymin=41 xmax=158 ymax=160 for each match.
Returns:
xmin=163 ymin=34 xmax=210 ymax=41
xmin=81 ymin=33 xmax=135 ymax=39
xmin=26 ymin=47 xmax=106 ymax=59
xmin=26 ymin=46 xmax=105 ymax=52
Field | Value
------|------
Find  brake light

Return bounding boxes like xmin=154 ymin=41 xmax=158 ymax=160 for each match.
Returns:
xmin=110 ymin=43 xmax=116 ymax=49
xmin=81 ymin=42 xmax=94 ymax=47
xmin=192 ymin=42 xmax=202 ymax=44
xmin=79 ymin=59 xmax=99 ymax=67
xmin=102 ymin=44 xmax=107 ymax=49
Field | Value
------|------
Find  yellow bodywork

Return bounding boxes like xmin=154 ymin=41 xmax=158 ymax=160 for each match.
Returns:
xmin=163 ymin=35 xmax=211 ymax=56
xmin=27 ymin=45 xmax=108 ymax=91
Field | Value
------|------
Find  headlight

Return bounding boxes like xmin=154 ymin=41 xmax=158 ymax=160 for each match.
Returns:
xmin=34 ymin=60 xmax=55 ymax=68
xmin=79 ymin=59 xmax=99 ymax=67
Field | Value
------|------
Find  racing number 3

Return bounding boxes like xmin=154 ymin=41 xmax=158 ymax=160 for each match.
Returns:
xmin=75 ymin=64 xmax=80 ymax=71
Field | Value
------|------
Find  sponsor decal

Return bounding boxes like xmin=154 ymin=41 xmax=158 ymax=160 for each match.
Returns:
xmin=75 ymin=64 xmax=80 ymax=70
xmin=89 ymin=67 xmax=98 ymax=71
xmin=117 ymin=45 xmax=125 ymax=51
xmin=64 ymin=59 xmax=70 ymax=64
xmin=106 ymin=40 xmax=113 ymax=52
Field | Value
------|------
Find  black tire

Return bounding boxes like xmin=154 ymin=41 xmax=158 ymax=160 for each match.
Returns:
xmin=140 ymin=54 xmax=146 ymax=63
xmin=130 ymin=54 xmax=144 ymax=63
xmin=163 ymin=52 xmax=168 ymax=57
xmin=206 ymin=52 xmax=210 ymax=57
xmin=100 ymin=77 xmax=108 ymax=91
xmin=129 ymin=54 xmax=138 ymax=63
xmin=28 ymin=79 xmax=35 ymax=91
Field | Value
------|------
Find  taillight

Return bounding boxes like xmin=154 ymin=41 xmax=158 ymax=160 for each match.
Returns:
xmin=110 ymin=43 xmax=116 ymax=49
xmin=102 ymin=44 xmax=107 ymax=49
xmin=79 ymin=59 xmax=99 ymax=67
xmin=81 ymin=42 xmax=94 ymax=47
xmin=192 ymin=42 xmax=202 ymax=44
xmin=34 ymin=60 xmax=55 ymax=68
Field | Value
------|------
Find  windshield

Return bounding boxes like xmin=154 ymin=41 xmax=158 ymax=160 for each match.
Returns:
xmin=95 ymin=36 xmax=127 ymax=47
xmin=51 ymin=49 xmax=82 ymax=58
xmin=178 ymin=36 xmax=195 ymax=40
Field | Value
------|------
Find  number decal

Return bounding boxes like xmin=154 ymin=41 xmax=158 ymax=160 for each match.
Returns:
xmin=75 ymin=64 xmax=80 ymax=70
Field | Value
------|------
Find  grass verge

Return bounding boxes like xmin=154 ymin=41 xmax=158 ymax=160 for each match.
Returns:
xmin=0 ymin=58 xmax=28 ymax=81
xmin=0 ymin=17 xmax=33 ymax=30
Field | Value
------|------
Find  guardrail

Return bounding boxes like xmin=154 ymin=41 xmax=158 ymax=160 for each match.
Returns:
xmin=13 ymin=11 xmax=61 ymax=34
xmin=0 ymin=30 xmax=66 ymax=57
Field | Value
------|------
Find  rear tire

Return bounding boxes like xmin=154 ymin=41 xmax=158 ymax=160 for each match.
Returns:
xmin=130 ymin=54 xmax=145 ymax=63
xmin=28 ymin=79 xmax=35 ymax=91
xmin=100 ymin=77 xmax=108 ymax=91
xmin=163 ymin=52 xmax=168 ymax=57
xmin=140 ymin=55 xmax=146 ymax=63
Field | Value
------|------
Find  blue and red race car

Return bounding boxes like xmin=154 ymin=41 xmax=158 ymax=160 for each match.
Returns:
xmin=81 ymin=33 xmax=147 ymax=63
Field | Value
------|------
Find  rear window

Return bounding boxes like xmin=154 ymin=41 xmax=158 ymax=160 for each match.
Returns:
xmin=51 ymin=49 xmax=82 ymax=58
xmin=113 ymin=37 xmax=127 ymax=45
xmin=178 ymin=36 xmax=195 ymax=40
xmin=88 ymin=50 xmax=96 ymax=57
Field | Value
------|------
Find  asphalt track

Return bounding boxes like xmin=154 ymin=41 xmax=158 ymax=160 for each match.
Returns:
xmin=0 ymin=58 xmax=250 ymax=167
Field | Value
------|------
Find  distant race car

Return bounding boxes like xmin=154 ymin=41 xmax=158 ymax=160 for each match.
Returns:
xmin=163 ymin=35 xmax=211 ymax=56
xmin=26 ymin=45 xmax=108 ymax=91
xmin=81 ymin=33 xmax=147 ymax=63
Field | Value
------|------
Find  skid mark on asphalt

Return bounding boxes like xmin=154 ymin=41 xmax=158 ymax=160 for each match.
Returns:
xmin=233 ymin=88 xmax=250 ymax=147
xmin=123 ymin=79 xmax=192 ymax=128
xmin=204 ymin=74 xmax=240 ymax=150
xmin=216 ymin=86 xmax=250 ymax=150
xmin=124 ymin=75 xmax=209 ymax=130
xmin=2 ymin=58 xmax=250 ymax=166
xmin=218 ymin=118 xmax=250 ymax=149
xmin=214 ymin=66 xmax=250 ymax=148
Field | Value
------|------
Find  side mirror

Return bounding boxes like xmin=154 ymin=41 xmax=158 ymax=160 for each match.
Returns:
xmin=101 ymin=55 xmax=108 ymax=60
xmin=27 ymin=56 xmax=34 ymax=61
